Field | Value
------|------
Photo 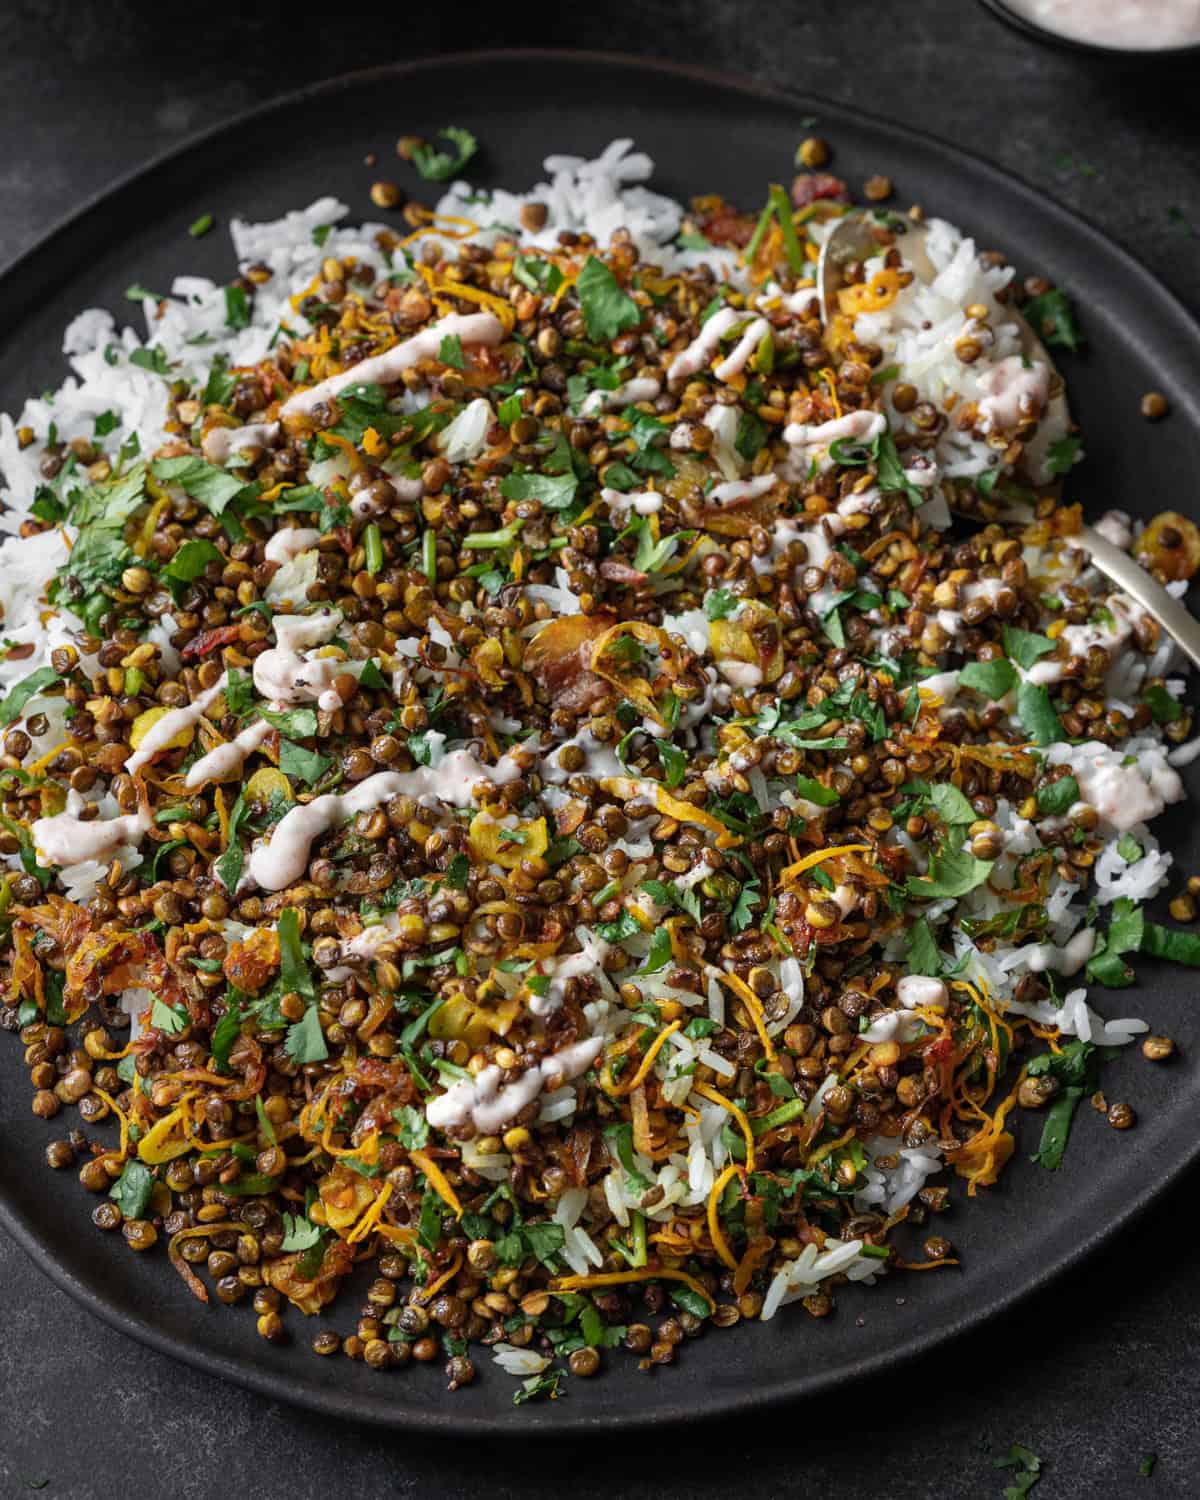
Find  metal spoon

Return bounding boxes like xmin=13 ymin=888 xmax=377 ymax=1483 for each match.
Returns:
xmin=818 ymin=212 xmax=1200 ymax=670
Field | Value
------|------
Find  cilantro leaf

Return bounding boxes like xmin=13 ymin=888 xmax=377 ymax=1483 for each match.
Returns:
xmin=958 ymin=658 xmax=1018 ymax=700
xmin=1143 ymin=683 xmax=1183 ymax=724
xmin=704 ymin=588 xmax=738 ymax=621
xmin=285 ymin=1005 xmax=328 ymax=1064
xmin=278 ymin=907 xmax=315 ymax=1001
xmin=638 ymin=926 xmax=673 ymax=974
xmin=151 ymin=455 xmax=246 ymax=513
xmin=576 ymin=256 xmax=641 ymax=343
xmin=0 ymin=668 xmax=59 ymax=727
xmin=1086 ymin=897 xmax=1144 ymax=988
xmin=904 ymin=916 xmax=942 ymax=976
xmin=1022 ymin=286 xmax=1083 ymax=351
xmin=394 ymin=1103 xmax=430 ymax=1150
xmin=280 ymin=1211 xmax=322 ymax=1251
xmin=1031 ymin=1084 xmax=1086 ymax=1172
xmin=513 ymin=254 xmax=564 ymax=297
xmin=928 ymin=782 xmax=976 ymax=827
xmin=410 ymin=126 xmax=478 ymax=183
xmin=163 ymin=538 xmax=224 ymax=584
xmin=438 ymin=334 xmax=465 ymax=370
xmin=498 ymin=471 xmax=578 ymax=510
xmin=657 ymin=741 xmax=687 ymax=789
xmin=1141 ymin=921 xmax=1200 ymax=968
xmin=906 ymin=846 xmax=994 ymax=900
xmin=279 ymin=738 xmax=332 ymax=786
xmin=993 ymin=1441 xmax=1044 ymax=1497
xmin=108 ymin=1160 xmax=155 ymax=1220
xmin=1047 ymin=435 xmax=1082 ymax=476
xmin=794 ymin=775 xmax=840 ymax=808
xmin=1036 ymin=775 xmax=1079 ymax=816
xmin=1016 ymin=681 xmax=1063 ymax=746
xmin=1001 ymin=625 xmax=1056 ymax=670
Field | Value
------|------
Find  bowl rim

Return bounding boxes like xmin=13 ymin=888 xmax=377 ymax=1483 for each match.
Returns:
xmin=977 ymin=0 xmax=1200 ymax=60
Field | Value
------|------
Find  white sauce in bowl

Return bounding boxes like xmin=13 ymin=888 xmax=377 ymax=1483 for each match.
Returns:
xmin=1002 ymin=0 xmax=1200 ymax=50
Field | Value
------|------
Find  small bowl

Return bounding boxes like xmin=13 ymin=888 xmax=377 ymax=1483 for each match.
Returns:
xmin=978 ymin=0 xmax=1200 ymax=62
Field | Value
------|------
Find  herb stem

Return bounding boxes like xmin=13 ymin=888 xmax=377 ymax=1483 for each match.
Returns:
xmin=363 ymin=523 xmax=383 ymax=576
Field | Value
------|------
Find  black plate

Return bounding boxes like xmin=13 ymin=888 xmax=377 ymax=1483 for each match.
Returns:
xmin=2 ymin=50 xmax=1199 ymax=1436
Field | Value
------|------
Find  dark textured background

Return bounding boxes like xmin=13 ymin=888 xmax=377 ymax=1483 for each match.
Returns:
xmin=1 ymin=2 xmax=1198 ymax=1494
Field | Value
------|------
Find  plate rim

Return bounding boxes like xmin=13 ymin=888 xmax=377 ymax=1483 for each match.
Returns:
xmin=2 ymin=45 xmax=1199 ymax=1436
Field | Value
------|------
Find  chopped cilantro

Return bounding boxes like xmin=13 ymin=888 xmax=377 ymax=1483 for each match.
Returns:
xmin=1016 ymin=681 xmax=1063 ymax=746
xmin=704 ymin=588 xmax=738 ymax=621
xmin=959 ymin=658 xmax=1018 ymax=700
xmin=108 ymin=1160 xmax=155 ymax=1220
xmin=0 ymin=668 xmax=59 ymax=727
xmin=410 ymin=126 xmax=478 ymax=182
xmin=151 ymin=455 xmax=245 ymax=514
xmin=576 ymin=256 xmax=641 ymax=343
xmin=1022 ymin=286 xmax=1083 ymax=352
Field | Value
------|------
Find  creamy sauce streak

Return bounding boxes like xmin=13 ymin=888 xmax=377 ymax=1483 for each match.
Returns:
xmin=977 ymin=356 xmax=1049 ymax=432
xmin=281 ymin=312 xmax=504 ymax=418
xmin=201 ymin=422 xmax=280 ymax=465
xmin=667 ymin=307 xmax=739 ymax=384
xmin=601 ymin=486 xmax=663 ymax=517
xmin=710 ymin=474 xmax=779 ymax=508
xmin=581 ymin=376 xmax=662 ymax=415
xmin=425 ymin=1037 xmax=604 ymax=1133
xmin=125 ymin=674 xmax=228 ymax=774
xmin=713 ymin=317 xmax=769 ymax=382
xmin=1071 ymin=749 xmax=1184 ymax=832
xmin=783 ymin=409 xmax=886 ymax=450
xmin=252 ymin=611 xmax=344 ymax=711
xmin=185 ymin=719 xmax=273 ymax=788
xmin=32 ymin=802 xmax=151 ymax=868
xmin=535 ymin=932 xmax=613 ymax=1018
xmin=247 ymin=745 xmax=531 ymax=890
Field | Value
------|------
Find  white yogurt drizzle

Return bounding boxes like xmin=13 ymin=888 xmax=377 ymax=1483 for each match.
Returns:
xmin=247 ymin=745 xmax=532 ymax=890
xmin=125 ymin=673 xmax=228 ymax=774
xmin=666 ymin=306 xmax=739 ymax=384
xmin=783 ymin=408 xmax=886 ymax=450
xmin=425 ymin=1037 xmax=604 ymax=1133
xmin=977 ymin=356 xmax=1049 ymax=433
xmin=709 ymin=474 xmax=779 ymax=508
xmin=252 ymin=611 xmax=345 ymax=711
xmin=580 ymin=376 xmax=662 ymax=415
xmin=533 ymin=931 xmax=613 ymax=1018
xmin=713 ymin=316 xmax=769 ymax=382
xmin=280 ymin=312 xmax=504 ymax=418
xmin=600 ymin=486 xmax=663 ymax=517
xmin=32 ymin=798 xmax=151 ymax=869
xmin=1067 ymin=744 xmax=1184 ymax=833
xmin=264 ymin=527 xmax=321 ymax=565
xmin=185 ymin=719 xmax=273 ymax=789
xmin=201 ymin=421 xmax=280 ymax=465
